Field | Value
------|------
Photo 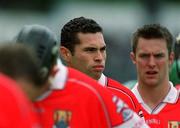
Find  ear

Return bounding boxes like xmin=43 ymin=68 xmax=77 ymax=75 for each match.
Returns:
xmin=169 ymin=51 xmax=174 ymax=66
xmin=130 ymin=52 xmax=136 ymax=64
xmin=60 ymin=46 xmax=72 ymax=63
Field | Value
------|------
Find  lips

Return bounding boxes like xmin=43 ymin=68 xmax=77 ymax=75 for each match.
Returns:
xmin=146 ymin=71 xmax=158 ymax=78
xmin=146 ymin=71 xmax=157 ymax=74
xmin=93 ymin=65 xmax=104 ymax=71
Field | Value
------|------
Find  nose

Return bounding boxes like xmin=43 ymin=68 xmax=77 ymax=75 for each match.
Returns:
xmin=148 ymin=56 xmax=156 ymax=68
xmin=94 ymin=51 xmax=104 ymax=61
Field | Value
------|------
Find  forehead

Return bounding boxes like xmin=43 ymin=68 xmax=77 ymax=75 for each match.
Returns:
xmin=136 ymin=38 xmax=168 ymax=53
xmin=77 ymin=32 xmax=106 ymax=47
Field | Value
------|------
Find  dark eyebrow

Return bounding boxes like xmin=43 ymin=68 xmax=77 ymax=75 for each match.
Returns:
xmin=139 ymin=52 xmax=166 ymax=58
xmin=139 ymin=53 xmax=150 ymax=57
xmin=83 ymin=47 xmax=97 ymax=51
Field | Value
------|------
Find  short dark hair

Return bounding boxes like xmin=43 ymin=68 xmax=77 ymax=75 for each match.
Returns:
xmin=0 ymin=42 xmax=43 ymax=87
xmin=131 ymin=24 xmax=173 ymax=55
xmin=61 ymin=16 xmax=103 ymax=54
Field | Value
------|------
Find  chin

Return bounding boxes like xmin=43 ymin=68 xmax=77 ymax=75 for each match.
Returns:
xmin=145 ymin=80 xmax=158 ymax=87
xmin=93 ymin=74 xmax=101 ymax=80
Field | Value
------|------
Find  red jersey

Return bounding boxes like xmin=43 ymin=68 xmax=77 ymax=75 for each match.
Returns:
xmin=98 ymin=74 xmax=141 ymax=113
xmin=0 ymin=74 xmax=40 ymax=128
xmin=34 ymin=63 xmax=148 ymax=128
xmin=132 ymin=83 xmax=180 ymax=128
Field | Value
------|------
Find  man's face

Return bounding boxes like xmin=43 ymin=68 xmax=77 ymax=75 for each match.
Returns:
xmin=68 ymin=32 xmax=106 ymax=80
xmin=130 ymin=38 xmax=174 ymax=87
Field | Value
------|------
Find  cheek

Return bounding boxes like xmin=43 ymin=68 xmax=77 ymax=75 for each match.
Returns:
xmin=104 ymin=51 xmax=107 ymax=56
xmin=157 ymin=58 xmax=168 ymax=65
xmin=136 ymin=60 xmax=146 ymax=67
xmin=159 ymin=60 xmax=169 ymax=70
xmin=135 ymin=60 xmax=147 ymax=73
xmin=103 ymin=53 xmax=107 ymax=60
xmin=75 ymin=55 xmax=90 ymax=64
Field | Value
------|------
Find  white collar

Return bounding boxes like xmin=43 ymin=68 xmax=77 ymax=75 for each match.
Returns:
xmin=49 ymin=59 xmax=68 ymax=90
xmin=163 ymin=82 xmax=179 ymax=103
xmin=36 ymin=59 xmax=68 ymax=101
xmin=132 ymin=82 xmax=179 ymax=104
xmin=132 ymin=83 xmax=144 ymax=104
xmin=132 ymin=82 xmax=179 ymax=113
xmin=98 ymin=73 xmax=107 ymax=87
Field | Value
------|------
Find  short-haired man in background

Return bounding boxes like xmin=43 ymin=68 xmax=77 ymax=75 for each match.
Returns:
xmin=130 ymin=24 xmax=180 ymax=127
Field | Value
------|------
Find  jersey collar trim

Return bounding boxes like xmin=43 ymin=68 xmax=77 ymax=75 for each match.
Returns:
xmin=163 ymin=82 xmax=179 ymax=103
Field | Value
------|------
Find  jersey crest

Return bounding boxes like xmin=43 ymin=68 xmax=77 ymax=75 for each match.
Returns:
xmin=53 ymin=110 xmax=72 ymax=128
xmin=168 ymin=121 xmax=180 ymax=128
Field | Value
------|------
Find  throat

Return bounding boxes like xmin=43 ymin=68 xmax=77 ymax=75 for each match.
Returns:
xmin=138 ymin=83 xmax=170 ymax=110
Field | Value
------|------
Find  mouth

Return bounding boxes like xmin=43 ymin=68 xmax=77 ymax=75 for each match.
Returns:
xmin=92 ymin=65 xmax=104 ymax=72
xmin=146 ymin=71 xmax=158 ymax=77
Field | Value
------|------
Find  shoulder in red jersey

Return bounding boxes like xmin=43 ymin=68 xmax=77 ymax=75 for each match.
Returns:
xmin=105 ymin=77 xmax=141 ymax=113
xmin=0 ymin=74 xmax=40 ymax=128
xmin=34 ymin=65 xmax=148 ymax=128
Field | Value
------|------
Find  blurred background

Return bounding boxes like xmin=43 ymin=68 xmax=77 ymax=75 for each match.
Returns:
xmin=0 ymin=0 xmax=180 ymax=84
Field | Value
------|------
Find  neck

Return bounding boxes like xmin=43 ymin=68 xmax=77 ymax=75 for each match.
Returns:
xmin=137 ymin=80 xmax=170 ymax=109
xmin=30 ymin=82 xmax=50 ymax=101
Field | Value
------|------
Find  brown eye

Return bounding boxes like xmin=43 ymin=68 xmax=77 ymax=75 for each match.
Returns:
xmin=100 ymin=46 xmax=106 ymax=52
xmin=84 ymin=48 xmax=96 ymax=52
xmin=154 ymin=53 xmax=165 ymax=59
